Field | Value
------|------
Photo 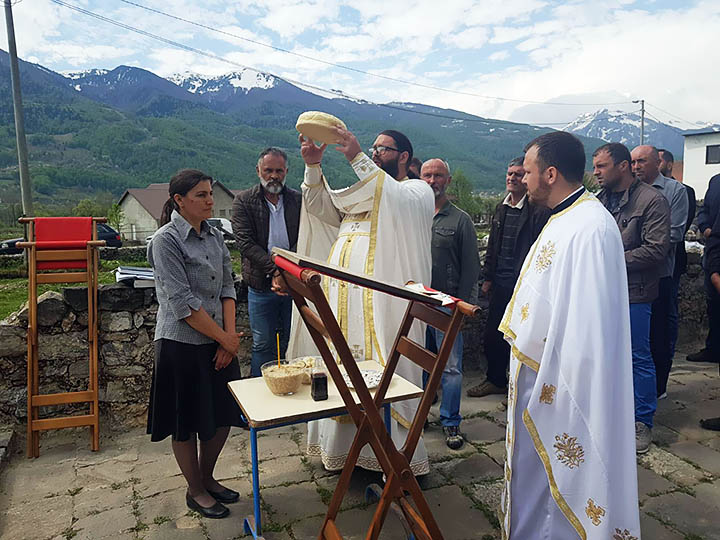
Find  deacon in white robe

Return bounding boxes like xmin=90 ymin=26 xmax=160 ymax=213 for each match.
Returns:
xmin=289 ymin=128 xmax=434 ymax=475
xmin=499 ymin=132 xmax=640 ymax=539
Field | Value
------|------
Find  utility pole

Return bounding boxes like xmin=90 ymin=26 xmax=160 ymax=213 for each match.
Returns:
xmin=4 ymin=0 xmax=33 ymax=216
xmin=633 ymin=99 xmax=645 ymax=145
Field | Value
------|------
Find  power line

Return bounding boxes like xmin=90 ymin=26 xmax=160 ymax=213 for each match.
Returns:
xmin=645 ymin=102 xmax=699 ymax=128
xmin=50 ymin=0 xmax=647 ymax=131
xmin=115 ymin=0 xmax=634 ymax=107
xmin=644 ymin=111 xmax=686 ymax=134
xmin=45 ymin=0 xmax=546 ymax=127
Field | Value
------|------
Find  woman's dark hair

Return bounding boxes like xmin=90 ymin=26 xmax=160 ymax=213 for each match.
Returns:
xmin=160 ymin=169 xmax=214 ymax=225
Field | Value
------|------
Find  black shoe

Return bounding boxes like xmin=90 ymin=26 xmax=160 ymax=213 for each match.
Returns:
xmin=700 ymin=417 xmax=720 ymax=431
xmin=687 ymin=348 xmax=718 ymax=363
xmin=207 ymin=486 xmax=240 ymax=503
xmin=186 ymin=492 xmax=229 ymax=519
xmin=443 ymin=426 xmax=464 ymax=450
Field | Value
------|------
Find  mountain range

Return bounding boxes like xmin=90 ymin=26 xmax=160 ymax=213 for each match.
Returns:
xmin=564 ymin=109 xmax=720 ymax=158
xmin=0 ymin=50 xmax=712 ymax=211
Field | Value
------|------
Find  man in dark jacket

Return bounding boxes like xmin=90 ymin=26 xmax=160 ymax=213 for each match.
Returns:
xmin=467 ymin=157 xmax=549 ymax=397
xmin=422 ymin=158 xmax=480 ymax=449
xmin=595 ymin=143 xmax=671 ymax=454
xmin=700 ymin=215 xmax=720 ymax=431
xmin=659 ymin=149 xmax=697 ymax=356
xmin=688 ymin=172 xmax=720 ymax=363
xmin=231 ymin=147 xmax=302 ymax=376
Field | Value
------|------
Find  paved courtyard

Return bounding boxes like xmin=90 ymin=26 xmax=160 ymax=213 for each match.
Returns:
xmin=1 ymin=350 xmax=719 ymax=540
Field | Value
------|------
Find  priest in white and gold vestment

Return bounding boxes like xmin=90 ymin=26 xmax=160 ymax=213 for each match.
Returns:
xmin=499 ymin=132 xmax=640 ymax=539
xmin=289 ymin=128 xmax=434 ymax=475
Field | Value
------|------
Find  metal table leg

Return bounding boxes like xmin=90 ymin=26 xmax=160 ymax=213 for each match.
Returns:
xmin=244 ymin=426 xmax=264 ymax=539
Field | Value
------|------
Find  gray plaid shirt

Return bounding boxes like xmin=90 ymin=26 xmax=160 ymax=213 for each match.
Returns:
xmin=148 ymin=210 xmax=236 ymax=344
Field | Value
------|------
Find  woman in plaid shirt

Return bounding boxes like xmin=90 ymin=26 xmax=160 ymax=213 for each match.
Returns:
xmin=147 ymin=169 xmax=244 ymax=519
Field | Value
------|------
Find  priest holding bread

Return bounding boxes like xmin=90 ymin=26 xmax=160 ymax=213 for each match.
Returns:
xmin=288 ymin=112 xmax=434 ymax=475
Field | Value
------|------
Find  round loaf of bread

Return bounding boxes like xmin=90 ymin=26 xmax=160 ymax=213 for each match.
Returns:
xmin=296 ymin=111 xmax=347 ymax=144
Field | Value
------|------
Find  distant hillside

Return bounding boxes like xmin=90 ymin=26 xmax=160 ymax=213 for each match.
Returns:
xmin=0 ymin=50 xmax=610 ymax=211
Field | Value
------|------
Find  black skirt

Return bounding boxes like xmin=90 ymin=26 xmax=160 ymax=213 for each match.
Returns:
xmin=147 ymin=338 xmax=243 ymax=442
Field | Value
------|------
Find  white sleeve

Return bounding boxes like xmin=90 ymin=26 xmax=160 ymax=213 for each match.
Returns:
xmin=302 ymin=164 xmax=342 ymax=227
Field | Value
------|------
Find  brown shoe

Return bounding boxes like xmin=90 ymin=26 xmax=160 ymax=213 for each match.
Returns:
xmin=466 ymin=380 xmax=506 ymax=398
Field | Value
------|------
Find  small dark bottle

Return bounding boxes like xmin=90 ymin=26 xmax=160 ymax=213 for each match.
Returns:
xmin=311 ymin=358 xmax=328 ymax=401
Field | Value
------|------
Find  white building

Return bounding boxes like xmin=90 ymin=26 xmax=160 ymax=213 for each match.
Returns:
xmin=682 ymin=129 xmax=720 ymax=198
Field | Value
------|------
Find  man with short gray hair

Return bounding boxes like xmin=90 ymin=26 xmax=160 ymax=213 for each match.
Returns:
xmin=421 ymin=158 xmax=479 ymax=449
xmin=467 ymin=157 xmax=549 ymax=398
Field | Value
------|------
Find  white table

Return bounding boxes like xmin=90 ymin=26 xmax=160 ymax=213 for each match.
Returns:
xmin=227 ymin=361 xmax=423 ymax=539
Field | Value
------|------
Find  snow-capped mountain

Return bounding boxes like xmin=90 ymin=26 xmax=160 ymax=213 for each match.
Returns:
xmin=63 ymin=68 xmax=109 ymax=80
xmin=564 ymin=109 xmax=720 ymax=157
xmin=169 ymin=70 xmax=277 ymax=96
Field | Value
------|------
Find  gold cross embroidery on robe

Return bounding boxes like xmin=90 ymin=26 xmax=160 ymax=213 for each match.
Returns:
xmin=612 ymin=529 xmax=638 ymax=540
xmin=520 ymin=303 xmax=529 ymax=322
xmin=350 ymin=344 xmax=362 ymax=360
xmin=539 ymin=383 xmax=556 ymax=404
xmin=534 ymin=241 xmax=556 ymax=273
xmin=585 ymin=498 xmax=605 ymax=526
xmin=553 ymin=433 xmax=585 ymax=469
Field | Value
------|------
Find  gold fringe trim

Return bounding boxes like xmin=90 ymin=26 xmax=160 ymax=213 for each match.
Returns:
xmin=512 ymin=345 xmax=540 ymax=372
xmin=363 ymin=172 xmax=384 ymax=362
xmin=391 ymin=407 xmax=412 ymax=430
xmin=522 ymin=409 xmax=586 ymax=539
xmin=499 ymin=191 xmax=595 ymax=341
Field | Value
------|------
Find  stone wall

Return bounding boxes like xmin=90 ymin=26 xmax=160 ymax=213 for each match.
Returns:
xmin=0 ymin=283 xmax=251 ymax=429
xmin=0 ymin=256 xmax=708 ymax=430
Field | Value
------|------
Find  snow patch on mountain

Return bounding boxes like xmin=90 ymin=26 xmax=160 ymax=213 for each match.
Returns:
xmin=64 ymin=69 xmax=109 ymax=80
xmin=564 ymin=109 xmax=686 ymax=156
xmin=168 ymin=69 xmax=276 ymax=95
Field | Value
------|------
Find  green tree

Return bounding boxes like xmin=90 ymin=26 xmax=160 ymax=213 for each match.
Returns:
xmin=72 ymin=198 xmax=104 ymax=217
xmin=106 ymin=203 xmax=125 ymax=231
xmin=448 ymin=169 xmax=481 ymax=218
xmin=583 ymin=172 xmax=600 ymax=193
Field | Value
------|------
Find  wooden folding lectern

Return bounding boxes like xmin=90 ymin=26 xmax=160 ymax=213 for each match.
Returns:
xmin=272 ymin=248 xmax=479 ymax=540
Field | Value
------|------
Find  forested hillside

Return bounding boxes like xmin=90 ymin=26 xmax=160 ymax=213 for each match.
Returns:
xmin=0 ymin=50 xmax=606 ymax=220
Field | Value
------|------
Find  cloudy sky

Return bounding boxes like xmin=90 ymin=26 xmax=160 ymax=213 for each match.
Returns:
xmin=4 ymin=0 xmax=720 ymax=127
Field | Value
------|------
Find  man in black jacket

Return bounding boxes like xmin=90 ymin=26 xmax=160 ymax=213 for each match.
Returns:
xmin=467 ymin=158 xmax=550 ymax=397
xmin=659 ymin=149 xmax=697 ymax=358
xmin=688 ymin=172 xmax=720 ymax=363
xmin=231 ymin=148 xmax=302 ymax=376
xmin=701 ymin=216 xmax=720 ymax=431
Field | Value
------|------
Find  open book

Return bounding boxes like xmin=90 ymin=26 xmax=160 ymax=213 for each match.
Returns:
xmin=115 ymin=266 xmax=155 ymax=288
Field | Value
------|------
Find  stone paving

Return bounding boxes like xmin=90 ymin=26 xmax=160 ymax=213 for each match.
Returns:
xmin=0 ymin=350 xmax=719 ymax=540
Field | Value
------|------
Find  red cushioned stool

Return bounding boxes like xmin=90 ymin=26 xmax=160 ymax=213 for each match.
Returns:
xmin=18 ymin=217 xmax=107 ymax=458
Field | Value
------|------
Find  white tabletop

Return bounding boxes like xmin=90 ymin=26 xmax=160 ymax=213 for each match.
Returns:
xmin=227 ymin=361 xmax=423 ymax=428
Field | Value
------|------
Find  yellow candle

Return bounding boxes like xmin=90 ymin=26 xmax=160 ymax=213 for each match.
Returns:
xmin=276 ymin=333 xmax=281 ymax=367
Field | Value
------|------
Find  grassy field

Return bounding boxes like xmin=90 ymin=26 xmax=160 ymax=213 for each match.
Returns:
xmin=0 ymin=250 xmax=243 ymax=321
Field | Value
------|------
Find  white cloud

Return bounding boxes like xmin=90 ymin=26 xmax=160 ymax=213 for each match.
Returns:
xmin=442 ymin=26 xmax=489 ymax=49
xmin=488 ymin=50 xmax=509 ymax=62
xmin=11 ymin=0 xmax=720 ymax=126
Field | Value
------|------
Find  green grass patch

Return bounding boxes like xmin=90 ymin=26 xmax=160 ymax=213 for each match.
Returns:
xmin=0 ymin=258 xmax=151 ymax=321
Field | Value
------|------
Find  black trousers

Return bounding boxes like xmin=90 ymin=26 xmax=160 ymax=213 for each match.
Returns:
xmin=705 ymin=272 xmax=720 ymax=356
xmin=651 ymin=276 xmax=675 ymax=396
xmin=483 ymin=283 xmax=514 ymax=387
